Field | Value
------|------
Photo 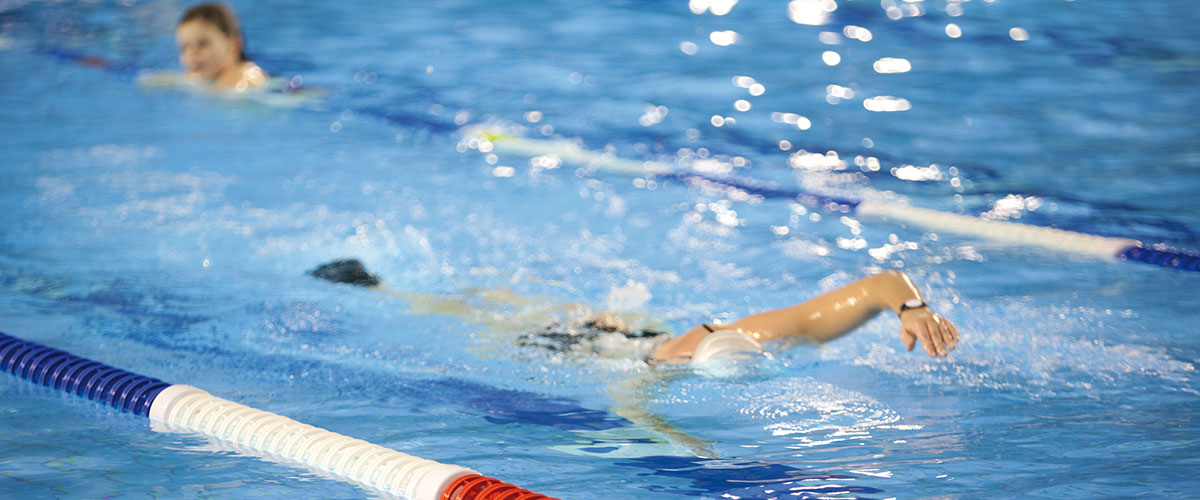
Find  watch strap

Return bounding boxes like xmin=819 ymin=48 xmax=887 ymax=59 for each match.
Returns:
xmin=899 ymin=298 xmax=926 ymax=315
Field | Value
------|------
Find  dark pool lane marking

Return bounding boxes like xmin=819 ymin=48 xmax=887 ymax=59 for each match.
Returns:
xmin=615 ymin=455 xmax=886 ymax=499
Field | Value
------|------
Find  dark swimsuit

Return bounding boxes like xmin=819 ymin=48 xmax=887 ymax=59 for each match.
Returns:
xmin=518 ymin=318 xmax=669 ymax=354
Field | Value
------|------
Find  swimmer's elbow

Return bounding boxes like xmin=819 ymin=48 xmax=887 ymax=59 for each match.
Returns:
xmin=876 ymin=269 xmax=909 ymax=284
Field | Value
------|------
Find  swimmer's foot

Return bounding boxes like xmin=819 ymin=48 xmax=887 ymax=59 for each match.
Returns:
xmin=308 ymin=259 xmax=380 ymax=287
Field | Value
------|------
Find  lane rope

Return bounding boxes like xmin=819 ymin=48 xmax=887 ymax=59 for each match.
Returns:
xmin=0 ymin=331 xmax=558 ymax=500
xmin=465 ymin=128 xmax=1200 ymax=273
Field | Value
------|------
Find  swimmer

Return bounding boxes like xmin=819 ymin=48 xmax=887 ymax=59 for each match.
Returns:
xmin=33 ymin=3 xmax=271 ymax=93
xmin=308 ymin=259 xmax=959 ymax=361
xmin=172 ymin=3 xmax=266 ymax=91
xmin=309 ymin=259 xmax=958 ymax=459
xmin=652 ymin=270 xmax=958 ymax=361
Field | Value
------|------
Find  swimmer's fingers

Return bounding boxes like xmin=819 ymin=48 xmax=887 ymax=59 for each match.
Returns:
xmin=922 ymin=313 xmax=962 ymax=356
xmin=917 ymin=317 xmax=943 ymax=357
xmin=899 ymin=327 xmax=917 ymax=352
xmin=901 ymin=309 xmax=957 ymax=357
xmin=900 ymin=309 xmax=935 ymax=356
xmin=901 ymin=322 xmax=936 ymax=357
xmin=938 ymin=315 xmax=959 ymax=351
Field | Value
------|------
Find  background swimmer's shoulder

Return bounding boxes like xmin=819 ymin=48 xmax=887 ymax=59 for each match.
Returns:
xmin=137 ymin=70 xmax=198 ymax=90
xmin=137 ymin=71 xmax=328 ymax=108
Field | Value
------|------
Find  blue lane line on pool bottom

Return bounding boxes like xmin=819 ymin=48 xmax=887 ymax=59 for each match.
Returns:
xmin=0 ymin=331 xmax=170 ymax=415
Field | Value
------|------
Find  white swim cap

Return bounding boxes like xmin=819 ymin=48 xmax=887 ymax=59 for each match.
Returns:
xmin=691 ymin=329 xmax=763 ymax=363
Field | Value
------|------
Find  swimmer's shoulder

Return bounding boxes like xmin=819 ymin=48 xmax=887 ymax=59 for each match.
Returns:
xmin=137 ymin=70 xmax=195 ymax=90
xmin=138 ymin=62 xmax=265 ymax=91
xmin=222 ymin=61 xmax=268 ymax=91
xmin=137 ymin=68 xmax=327 ymax=108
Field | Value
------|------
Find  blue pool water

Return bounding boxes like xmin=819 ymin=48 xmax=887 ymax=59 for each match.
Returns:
xmin=2 ymin=0 xmax=1198 ymax=498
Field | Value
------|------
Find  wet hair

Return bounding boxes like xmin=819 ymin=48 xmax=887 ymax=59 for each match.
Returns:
xmin=308 ymin=259 xmax=381 ymax=287
xmin=178 ymin=3 xmax=249 ymax=62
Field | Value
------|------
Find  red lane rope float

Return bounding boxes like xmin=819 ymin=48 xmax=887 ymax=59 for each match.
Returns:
xmin=441 ymin=474 xmax=557 ymax=500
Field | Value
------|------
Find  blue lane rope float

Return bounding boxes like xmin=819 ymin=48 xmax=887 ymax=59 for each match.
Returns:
xmin=0 ymin=332 xmax=169 ymax=415
xmin=0 ymin=331 xmax=557 ymax=500
xmin=1117 ymin=245 xmax=1200 ymax=272
xmin=463 ymin=128 xmax=1200 ymax=273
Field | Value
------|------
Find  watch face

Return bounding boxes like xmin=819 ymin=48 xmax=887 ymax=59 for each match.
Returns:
xmin=904 ymin=298 xmax=924 ymax=309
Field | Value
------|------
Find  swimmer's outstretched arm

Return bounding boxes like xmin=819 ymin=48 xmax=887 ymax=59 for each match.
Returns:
xmin=652 ymin=270 xmax=959 ymax=360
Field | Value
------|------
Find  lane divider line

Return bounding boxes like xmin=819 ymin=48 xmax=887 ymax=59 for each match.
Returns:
xmin=0 ymin=331 xmax=558 ymax=500
xmin=465 ymin=127 xmax=1200 ymax=272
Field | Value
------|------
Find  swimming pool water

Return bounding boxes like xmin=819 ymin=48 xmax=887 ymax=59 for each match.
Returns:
xmin=2 ymin=0 xmax=1198 ymax=498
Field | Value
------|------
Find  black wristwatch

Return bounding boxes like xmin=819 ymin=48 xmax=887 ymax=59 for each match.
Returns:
xmin=899 ymin=298 xmax=926 ymax=316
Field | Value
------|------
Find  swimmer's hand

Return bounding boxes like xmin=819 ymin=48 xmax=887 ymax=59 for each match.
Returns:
xmin=899 ymin=307 xmax=959 ymax=357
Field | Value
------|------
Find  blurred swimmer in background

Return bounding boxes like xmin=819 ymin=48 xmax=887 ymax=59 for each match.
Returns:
xmin=139 ymin=3 xmax=267 ymax=91
xmin=174 ymin=3 xmax=266 ymax=90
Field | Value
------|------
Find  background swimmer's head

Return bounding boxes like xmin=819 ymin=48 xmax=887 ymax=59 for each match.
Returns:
xmin=176 ymin=3 xmax=248 ymax=81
